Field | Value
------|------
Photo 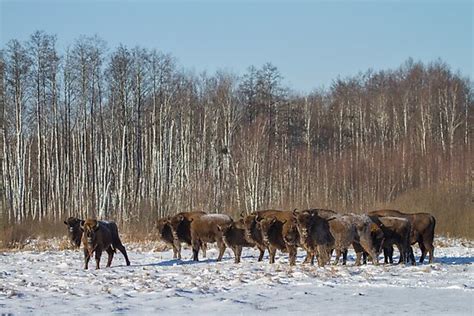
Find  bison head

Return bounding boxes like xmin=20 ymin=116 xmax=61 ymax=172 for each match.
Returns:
xmin=217 ymin=222 xmax=234 ymax=235
xmin=295 ymin=211 xmax=313 ymax=244
xmin=81 ymin=219 xmax=100 ymax=252
xmin=283 ymin=218 xmax=299 ymax=246
xmin=243 ymin=214 xmax=258 ymax=241
xmin=156 ymin=217 xmax=170 ymax=233
xmin=168 ymin=214 xmax=185 ymax=242
xmin=369 ymin=222 xmax=385 ymax=254
xmin=259 ymin=217 xmax=277 ymax=245
xmin=64 ymin=217 xmax=84 ymax=248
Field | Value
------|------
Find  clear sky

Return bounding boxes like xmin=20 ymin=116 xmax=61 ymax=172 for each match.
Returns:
xmin=1 ymin=0 xmax=472 ymax=92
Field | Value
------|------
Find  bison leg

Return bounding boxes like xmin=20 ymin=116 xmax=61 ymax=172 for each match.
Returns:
xmin=216 ymin=239 xmax=226 ymax=261
xmin=201 ymin=243 xmax=207 ymax=258
xmin=395 ymin=244 xmax=404 ymax=264
xmin=383 ymin=246 xmax=394 ymax=264
xmin=316 ymin=246 xmax=329 ymax=267
xmin=268 ymin=246 xmax=277 ymax=264
xmin=83 ymin=248 xmax=91 ymax=270
xmin=426 ymin=242 xmax=434 ymax=264
xmin=303 ymin=250 xmax=314 ymax=265
xmin=95 ymin=248 xmax=102 ymax=269
xmin=355 ymin=252 xmax=363 ymax=266
xmin=175 ymin=242 xmax=182 ymax=260
xmin=287 ymin=245 xmax=297 ymax=266
xmin=333 ymin=249 xmax=341 ymax=265
xmin=257 ymin=246 xmax=265 ymax=262
xmin=419 ymin=241 xmax=427 ymax=263
xmin=115 ymin=243 xmax=131 ymax=266
xmin=369 ymin=249 xmax=379 ymax=266
xmin=192 ymin=239 xmax=201 ymax=261
xmin=106 ymin=247 xmax=114 ymax=268
xmin=408 ymin=246 xmax=416 ymax=265
xmin=342 ymin=249 xmax=348 ymax=265
xmin=362 ymin=252 xmax=368 ymax=265
xmin=233 ymin=246 xmax=242 ymax=264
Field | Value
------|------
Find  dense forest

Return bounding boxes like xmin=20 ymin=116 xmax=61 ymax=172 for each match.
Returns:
xmin=1 ymin=31 xmax=472 ymax=240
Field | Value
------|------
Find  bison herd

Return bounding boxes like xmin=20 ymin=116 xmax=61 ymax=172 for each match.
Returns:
xmin=64 ymin=209 xmax=436 ymax=270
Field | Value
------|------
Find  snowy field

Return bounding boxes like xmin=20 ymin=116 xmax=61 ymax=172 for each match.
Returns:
xmin=1 ymin=237 xmax=473 ymax=315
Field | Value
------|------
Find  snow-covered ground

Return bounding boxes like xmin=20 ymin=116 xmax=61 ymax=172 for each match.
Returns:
xmin=1 ymin=237 xmax=473 ymax=315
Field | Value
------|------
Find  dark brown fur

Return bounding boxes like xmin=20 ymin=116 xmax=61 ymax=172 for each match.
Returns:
xmin=294 ymin=209 xmax=338 ymax=265
xmin=369 ymin=209 xmax=436 ymax=263
xmin=368 ymin=214 xmax=415 ymax=265
xmin=258 ymin=211 xmax=302 ymax=265
xmin=295 ymin=210 xmax=381 ymax=267
xmin=156 ymin=217 xmax=180 ymax=259
xmin=64 ymin=217 xmax=83 ymax=248
xmin=218 ymin=219 xmax=257 ymax=263
xmin=81 ymin=218 xmax=130 ymax=269
xmin=65 ymin=216 xmax=130 ymax=268
xmin=242 ymin=210 xmax=282 ymax=262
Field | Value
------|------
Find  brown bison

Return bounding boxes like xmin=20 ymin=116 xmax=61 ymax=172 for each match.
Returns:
xmin=294 ymin=209 xmax=337 ymax=266
xmin=166 ymin=211 xmax=207 ymax=258
xmin=218 ymin=219 xmax=257 ymax=263
xmin=242 ymin=210 xmax=282 ymax=262
xmin=190 ymin=214 xmax=233 ymax=261
xmin=258 ymin=211 xmax=305 ymax=265
xmin=295 ymin=210 xmax=382 ymax=266
xmin=81 ymin=218 xmax=131 ymax=269
xmin=368 ymin=215 xmax=416 ymax=265
xmin=369 ymin=209 xmax=436 ymax=263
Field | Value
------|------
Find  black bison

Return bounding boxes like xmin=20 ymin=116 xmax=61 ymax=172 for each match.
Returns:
xmin=218 ymin=219 xmax=257 ymax=263
xmin=190 ymin=214 xmax=233 ymax=261
xmin=64 ymin=216 xmax=83 ymax=248
xmin=369 ymin=209 xmax=436 ymax=263
xmin=81 ymin=218 xmax=131 ymax=269
xmin=64 ymin=216 xmax=130 ymax=267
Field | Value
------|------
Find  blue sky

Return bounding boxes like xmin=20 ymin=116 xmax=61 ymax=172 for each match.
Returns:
xmin=1 ymin=0 xmax=472 ymax=92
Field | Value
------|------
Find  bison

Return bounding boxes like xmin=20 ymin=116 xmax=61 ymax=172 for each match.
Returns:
xmin=166 ymin=211 xmax=207 ymax=258
xmin=81 ymin=218 xmax=131 ymax=269
xmin=218 ymin=219 xmax=257 ymax=263
xmin=190 ymin=214 xmax=233 ymax=261
xmin=64 ymin=216 xmax=130 ymax=267
xmin=64 ymin=216 xmax=83 ymax=248
xmin=156 ymin=217 xmax=180 ymax=259
xmin=295 ymin=210 xmax=382 ymax=266
xmin=242 ymin=210 xmax=282 ymax=262
xmin=369 ymin=209 xmax=436 ymax=263
xmin=368 ymin=214 xmax=415 ymax=265
xmin=257 ymin=210 xmax=312 ymax=265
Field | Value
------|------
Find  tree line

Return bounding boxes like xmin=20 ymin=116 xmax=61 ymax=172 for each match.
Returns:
xmin=1 ymin=31 xmax=472 ymax=233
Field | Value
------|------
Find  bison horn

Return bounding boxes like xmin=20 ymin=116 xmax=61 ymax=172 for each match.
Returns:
xmin=94 ymin=221 xmax=100 ymax=230
xmin=240 ymin=211 xmax=245 ymax=218
xmin=292 ymin=209 xmax=298 ymax=216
